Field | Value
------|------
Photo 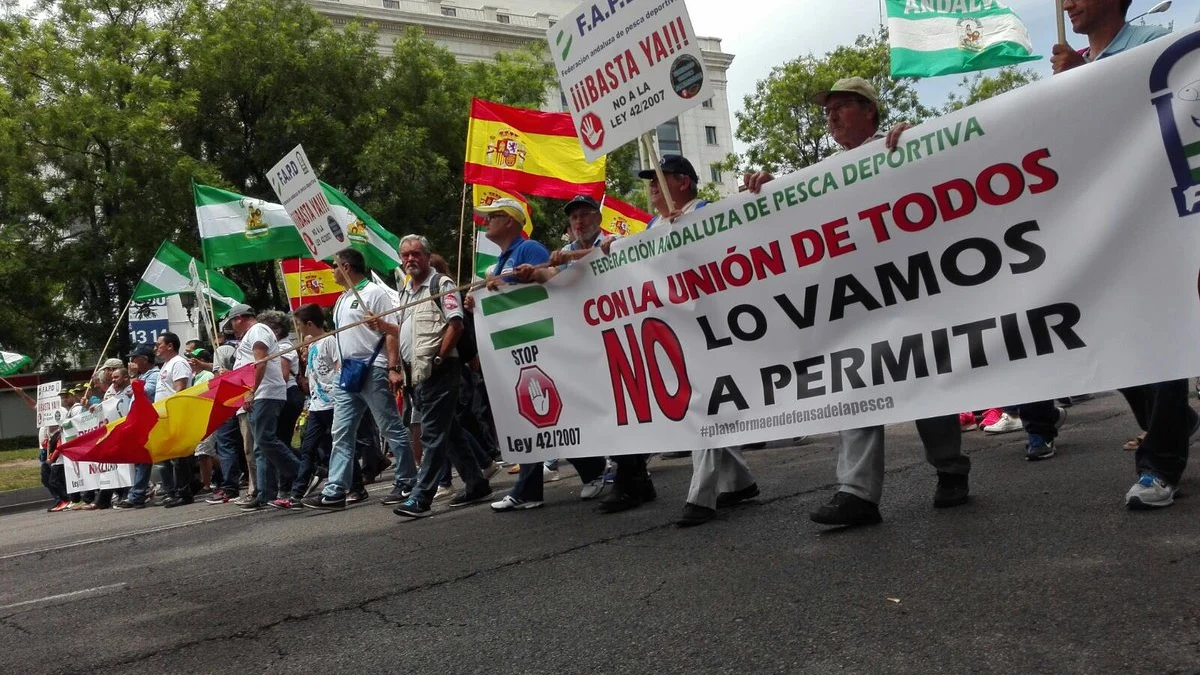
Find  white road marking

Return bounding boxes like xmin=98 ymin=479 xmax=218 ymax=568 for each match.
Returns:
xmin=0 ymin=511 xmax=253 ymax=562
xmin=0 ymin=582 xmax=126 ymax=612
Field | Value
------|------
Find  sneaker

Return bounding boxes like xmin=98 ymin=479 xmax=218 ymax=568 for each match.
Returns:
xmin=301 ymin=493 xmax=346 ymax=510
xmin=205 ymin=489 xmax=233 ymax=504
xmin=47 ymin=500 xmax=70 ymax=513
xmin=676 ymin=502 xmax=716 ymax=527
xmin=305 ymin=476 xmax=323 ymax=498
xmin=232 ymin=494 xmax=257 ymax=506
xmin=483 ymin=461 xmax=501 ymax=480
xmin=1026 ymin=434 xmax=1055 ymax=461
xmin=1126 ymin=473 xmax=1177 ymax=509
xmin=240 ymin=500 xmax=264 ymax=511
xmin=809 ymin=491 xmax=882 ymax=527
xmin=933 ymin=472 xmax=970 ymax=508
xmin=978 ymin=408 xmax=1003 ymax=429
xmin=113 ymin=499 xmax=145 ymax=510
xmin=580 ymin=479 xmax=606 ymax=500
xmin=268 ymin=498 xmax=297 ymax=510
xmin=1054 ymin=406 xmax=1067 ymax=431
xmin=77 ymin=502 xmax=98 ymax=511
xmin=392 ymin=498 xmax=431 ymax=518
xmin=433 ymin=485 xmax=455 ymax=502
xmin=716 ymin=483 xmax=760 ymax=508
xmin=490 ymin=495 xmax=543 ymax=511
xmin=346 ymin=489 xmax=369 ymax=504
xmin=543 ymin=468 xmax=561 ymax=483
xmin=380 ymin=489 xmax=410 ymax=506
xmin=958 ymin=412 xmax=977 ymax=431
xmin=982 ymin=412 xmax=1023 ymax=434
xmin=506 ymin=464 xmax=522 ymax=475
xmin=448 ymin=486 xmax=494 ymax=508
xmin=161 ymin=496 xmax=185 ymax=509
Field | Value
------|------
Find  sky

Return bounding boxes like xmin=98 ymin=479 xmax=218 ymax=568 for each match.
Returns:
xmin=683 ymin=0 xmax=1199 ymax=151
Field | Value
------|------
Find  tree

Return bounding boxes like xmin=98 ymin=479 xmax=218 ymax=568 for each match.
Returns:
xmin=942 ymin=66 xmax=1039 ymax=113
xmin=733 ymin=29 xmax=932 ymax=174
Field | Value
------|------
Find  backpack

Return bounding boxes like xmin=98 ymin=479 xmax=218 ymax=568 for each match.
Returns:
xmin=427 ymin=272 xmax=479 ymax=364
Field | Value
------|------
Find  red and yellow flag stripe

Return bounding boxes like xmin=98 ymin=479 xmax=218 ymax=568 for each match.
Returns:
xmin=280 ymin=258 xmax=343 ymax=310
xmin=600 ymin=195 xmax=652 ymax=237
xmin=464 ymin=99 xmax=605 ymax=200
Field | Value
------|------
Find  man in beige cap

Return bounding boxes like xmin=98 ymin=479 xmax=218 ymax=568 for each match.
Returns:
xmin=743 ymin=76 xmax=970 ymax=529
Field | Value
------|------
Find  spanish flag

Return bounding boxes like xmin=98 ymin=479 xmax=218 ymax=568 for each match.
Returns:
xmin=280 ymin=258 xmax=343 ymax=310
xmin=472 ymin=186 xmax=532 ymax=280
xmin=58 ymin=365 xmax=255 ymax=464
xmin=600 ymin=195 xmax=652 ymax=237
xmin=464 ymin=99 xmax=605 ymax=200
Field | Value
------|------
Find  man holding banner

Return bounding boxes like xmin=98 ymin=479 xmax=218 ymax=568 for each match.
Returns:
xmin=746 ymin=78 xmax=971 ymax=527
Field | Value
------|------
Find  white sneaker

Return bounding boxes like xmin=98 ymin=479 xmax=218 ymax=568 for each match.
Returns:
xmin=982 ymin=412 xmax=1023 ymax=434
xmin=580 ymin=479 xmax=606 ymax=500
xmin=1054 ymin=406 xmax=1067 ymax=431
xmin=1126 ymin=473 xmax=1177 ymax=509
xmin=231 ymin=494 xmax=257 ymax=506
xmin=490 ymin=495 xmax=543 ymax=511
xmin=434 ymin=485 xmax=455 ymax=501
xmin=543 ymin=468 xmax=561 ymax=482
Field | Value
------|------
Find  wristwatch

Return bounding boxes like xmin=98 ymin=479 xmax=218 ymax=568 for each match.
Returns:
xmin=432 ymin=356 xmax=444 ymax=368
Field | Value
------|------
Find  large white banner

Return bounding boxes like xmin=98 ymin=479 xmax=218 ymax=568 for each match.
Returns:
xmin=63 ymin=459 xmax=134 ymax=494
xmin=477 ymin=26 xmax=1200 ymax=462
xmin=548 ymin=0 xmax=712 ymax=160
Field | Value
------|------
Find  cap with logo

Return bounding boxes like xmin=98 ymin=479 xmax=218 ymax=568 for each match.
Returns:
xmin=563 ymin=195 xmax=601 ymax=215
xmin=474 ymin=198 xmax=527 ymax=226
xmin=221 ymin=303 xmax=256 ymax=331
xmin=637 ymin=155 xmax=699 ymax=184
xmin=811 ymin=76 xmax=879 ymax=108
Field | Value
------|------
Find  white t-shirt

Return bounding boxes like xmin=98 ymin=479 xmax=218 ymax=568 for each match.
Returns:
xmin=235 ymin=322 xmax=286 ymax=401
xmin=333 ymin=281 xmax=395 ymax=368
xmin=155 ymin=354 xmax=193 ymax=402
xmin=306 ymin=336 xmax=338 ymax=412
xmin=399 ymin=273 xmax=462 ymax=363
xmin=279 ymin=340 xmax=299 ymax=389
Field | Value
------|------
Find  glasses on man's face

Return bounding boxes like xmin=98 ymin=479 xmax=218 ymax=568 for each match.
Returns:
xmin=824 ymin=100 xmax=859 ymax=118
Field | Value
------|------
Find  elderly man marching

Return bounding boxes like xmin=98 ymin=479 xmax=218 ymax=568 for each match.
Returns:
xmin=745 ymin=77 xmax=970 ymax=527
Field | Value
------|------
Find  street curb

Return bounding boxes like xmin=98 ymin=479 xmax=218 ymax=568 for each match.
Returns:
xmin=0 ymin=487 xmax=52 ymax=516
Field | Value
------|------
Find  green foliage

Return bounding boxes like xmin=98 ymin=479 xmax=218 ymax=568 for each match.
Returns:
xmin=734 ymin=29 xmax=932 ymax=174
xmin=942 ymin=66 xmax=1039 ymax=113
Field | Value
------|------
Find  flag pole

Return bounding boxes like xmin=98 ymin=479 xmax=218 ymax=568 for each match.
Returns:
xmin=640 ymin=133 xmax=677 ymax=215
xmin=91 ymin=296 xmax=134 ymax=377
xmin=0 ymin=374 xmax=36 ymax=408
xmin=202 ymin=268 xmax=219 ymax=345
xmin=1055 ymin=0 xmax=1066 ymax=43
xmin=456 ymin=183 xmax=470 ymax=283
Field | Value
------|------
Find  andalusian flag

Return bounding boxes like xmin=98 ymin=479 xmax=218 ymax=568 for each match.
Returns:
xmin=886 ymin=0 xmax=1039 ymax=78
xmin=195 ymin=182 xmax=402 ymax=272
xmin=600 ymin=195 xmax=652 ymax=237
xmin=472 ymin=186 xmax=533 ymax=280
xmin=0 ymin=351 xmax=31 ymax=376
xmin=133 ymin=241 xmax=245 ymax=316
xmin=280 ymin=258 xmax=343 ymax=310
xmin=58 ymin=366 xmax=255 ymax=464
xmin=465 ymin=99 xmax=605 ymax=200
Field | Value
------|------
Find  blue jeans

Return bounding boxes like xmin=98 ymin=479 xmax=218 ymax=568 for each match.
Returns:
xmin=511 ymin=457 xmax=605 ymax=502
xmin=214 ymin=414 xmax=244 ymax=494
xmin=127 ymin=463 xmax=153 ymax=503
xmin=409 ymin=359 xmax=488 ymax=507
xmin=324 ymin=366 xmax=415 ymax=499
xmin=250 ymin=399 xmax=299 ymax=503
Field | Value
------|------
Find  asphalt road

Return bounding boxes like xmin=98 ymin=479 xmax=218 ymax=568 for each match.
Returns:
xmin=1 ymin=392 xmax=1198 ymax=675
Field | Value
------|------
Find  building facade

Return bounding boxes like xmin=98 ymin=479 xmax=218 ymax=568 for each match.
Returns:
xmin=309 ymin=0 xmax=740 ymax=195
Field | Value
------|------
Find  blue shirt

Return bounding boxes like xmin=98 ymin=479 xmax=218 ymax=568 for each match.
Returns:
xmin=138 ymin=366 xmax=159 ymax=402
xmin=1089 ymin=23 xmax=1169 ymax=60
xmin=492 ymin=238 xmax=551 ymax=282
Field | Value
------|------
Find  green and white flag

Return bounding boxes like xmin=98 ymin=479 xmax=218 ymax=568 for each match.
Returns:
xmin=195 ymin=182 xmax=402 ymax=272
xmin=474 ymin=228 xmax=501 ymax=281
xmin=133 ymin=241 xmax=246 ymax=316
xmin=0 ymin=350 xmax=31 ymax=376
xmin=886 ymin=0 xmax=1040 ymax=78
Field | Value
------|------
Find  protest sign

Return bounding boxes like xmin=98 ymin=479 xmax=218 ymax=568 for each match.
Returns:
xmin=548 ymin=0 xmax=712 ymax=161
xmin=266 ymin=145 xmax=344 ymax=260
xmin=477 ymin=26 xmax=1200 ymax=462
xmin=36 ymin=381 xmax=62 ymax=428
xmin=63 ymin=459 xmax=134 ymax=494
xmin=129 ymin=298 xmax=169 ymax=346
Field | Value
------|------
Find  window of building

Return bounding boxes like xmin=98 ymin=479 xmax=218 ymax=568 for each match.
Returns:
xmin=497 ymin=14 xmax=510 ymax=23
xmin=656 ymin=118 xmax=681 ymax=155
xmin=705 ymin=126 xmax=718 ymax=145
xmin=441 ymin=6 xmax=457 ymax=17
xmin=383 ymin=0 xmax=399 ymax=7
xmin=710 ymin=166 xmax=722 ymax=183
xmin=702 ymin=98 xmax=713 ymax=109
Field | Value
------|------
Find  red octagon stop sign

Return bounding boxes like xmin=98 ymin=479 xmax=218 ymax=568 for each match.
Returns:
xmin=515 ymin=366 xmax=562 ymax=429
